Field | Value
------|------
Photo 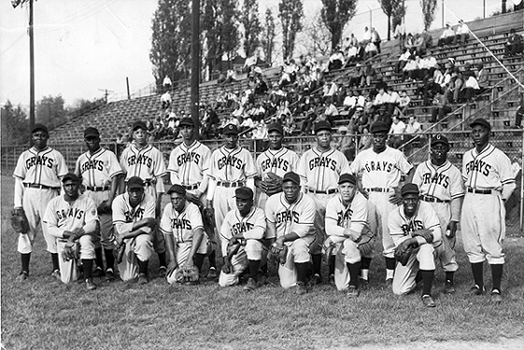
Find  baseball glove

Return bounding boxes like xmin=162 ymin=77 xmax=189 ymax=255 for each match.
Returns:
xmin=357 ymin=230 xmax=375 ymax=256
xmin=62 ymin=242 xmax=79 ymax=262
xmin=203 ymin=208 xmax=216 ymax=229
xmin=114 ymin=242 xmax=126 ymax=264
xmin=182 ymin=265 xmax=200 ymax=283
xmin=269 ymin=243 xmax=288 ymax=265
xmin=394 ymin=240 xmax=414 ymax=266
xmin=11 ymin=208 xmax=29 ymax=234
xmin=264 ymin=172 xmax=283 ymax=196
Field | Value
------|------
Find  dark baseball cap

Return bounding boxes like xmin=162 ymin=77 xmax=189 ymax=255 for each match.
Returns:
xmin=370 ymin=121 xmax=389 ymax=134
xmin=31 ymin=123 xmax=48 ymax=134
xmin=132 ymin=121 xmax=147 ymax=131
xmin=223 ymin=124 xmax=239 ymax=135
xmin=338 ymin=173 xmax=357 ymax=185
xmin=127 ymin=176 xmax=145 ymax=190
xmin=235 ymin=187 xmax=254 ymax=200
xmin=179 ymin=118 xmax=195 ymax=127
xmin=62 ymin=173 xmax=80 ymax=183
xmin=401 ymin=183 xmax=420 ymax=197
xmin=167 ymin=184 xmax=186 ymax=196
xmin=314 ymin=120 xmax=332 ymax=133
xmin=431 ymin=134 xmax=449 ymax=147
xmin=282 ymin=172 xmax=301 ymax=185
xmin=470 ymin=118 xmax=491 ymax=131
xmin=84 ymin=127 xmax=100 ymax=138
xmin=268 ymin=122 xmax=284 ymax=134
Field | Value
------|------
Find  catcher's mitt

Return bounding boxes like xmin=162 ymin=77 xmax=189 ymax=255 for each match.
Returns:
xmin=62 ymin=242 xmax=79 ymax=262
xmin=264 ymin=172 xmax=283 ymax=196
xmin=11 ymin=208 xmax=29 ymax=234
xmin=202 ymin=208 xmax=216 ymax=229
xmin=175 ymin=265 xmax=199 ymax=283
xmin=394 ymin=241 xmax=414 ymax=266
xmin=357 ymin=230 xmax=375 ymax=256
xmin=269 ymin=243 xmax=288 ymax=265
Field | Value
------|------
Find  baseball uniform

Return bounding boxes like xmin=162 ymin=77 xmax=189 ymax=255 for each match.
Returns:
xmin=218 ymin=206 xmax=267 ymax=287
xmin=265 ymin=192 xmax=316 ymax=289
xmin=43 ymin=194 xmax=99 ymax=284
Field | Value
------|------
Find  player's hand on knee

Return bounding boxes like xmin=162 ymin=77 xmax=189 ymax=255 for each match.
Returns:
xmin=167 ymin=261 xmax=178 ymax=277
xmin=388 ymin=188 xmax=402 ymax=205
xmin=413 ymin=228 xmax=434 ymax=243
xmin=144 ymin=217 xmax=157 ymax=229
xmin=222 ymin=260 xmax=233 ymax=274
xmin=446 ymin=221 xmax=458 ymax=238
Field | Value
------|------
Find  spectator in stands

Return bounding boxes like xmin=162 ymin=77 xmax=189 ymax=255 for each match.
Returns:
xmin=396 ymin=49 xmax=412 ymax=73
xmin=513 ymin=94 xmax=524 ymax=129
xmin=336 ymin=127 xmax=356 ymax=161
xmin=395 ymin=90 xmax=411 ymax=116
xmin=386 ymin=88 xmax=401 ymax=117
xmin=160 ymin=89 xmax=171 ymax=110
xmin=475 ymin=63 xmax=488 ymax=92
xmin=362 ymin=26 xmax=371 ymax=45
xmin=420 ymin=55 xmax=438 ymax=79
xmin=454 ymin=20 xmax=470 ymax=45
xmin=421 ymin=29 xmax=433 ymax=48
xmin=371 ymin=86 xmax=389 ymax=115
xmin=416 ymin=73 xmax=438 ymax=106
xmin=414 ymin=33 xmax=427 ymax=56
xmin=388 ymin=116 xmax=406 ymax=148
xmin=254 ymin=76 xmax=269 ymax=95
xmin=323 ymin=81 xmax=339 ymax=103
xmin=462 ymin=74 xmax=480 ymax=102
xmin=371 ymin=27 xmax=382 ymax=54
xmin=394 ymin=21 xmax=406 ymax=41
xmin=275 ymin=101 xmax=291 ymax=123
xmin=430 ymin=91 xmax=452 ymax=122
xmin=404 ymin=115 xmax=423 ymax=155
xmin=346 ymin=44 xmax=359 ymax=65
xmin=402 ymin=56 xmax=420 ymax=81
xmin=364 ymin=63 xmax=377 ymax=86
xmin=301 ymin=111 xmax=318 ymax=135
xmin=201 ymin=105 xmax=219 ymax=139
xmin=283 ymin=114 xmax=296 ymax=136
xmin=438 ymin=24 xmax=455 ymax=46
xmin=223 ymin=69 xmax=238 ymax=84
xmin=405 ymin=115 xmax=422 ymax=134
xmin=504 ymin=28 xmax=523 ymax=57
xmin=364 ymin=41 xmax=379 ymax=59
xmin=405 ymin=33 xmax=416 ymax=53
xmin=328 ymin=49 xmax=345 ymax=71
xmin=244 ymin=54 xmax=258 ymax=72
xmin=323 ymin=97 xmax=339 ymax=126
xmin=349 ymin=64 xmax=365 ymax=88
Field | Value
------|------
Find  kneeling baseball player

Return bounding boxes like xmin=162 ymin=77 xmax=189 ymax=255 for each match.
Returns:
xmin=265 ymin=172 xmax=316 ymax=295
xmin=43 ymin=173 xmax=99 ymax=290
xmin=324 ymin=174 xmax=374 ymax=296
xmin=219 ymin=187 xmax=267 ymax=290
xmin=160 ymin=184 xmax=207 ymax=285
xmin=112 ymin=176 xmax=157 ymax=284
xmin=389 ymin=184 xmax=442 ymax=307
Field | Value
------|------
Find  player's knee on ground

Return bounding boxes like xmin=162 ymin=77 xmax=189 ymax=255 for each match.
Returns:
xmin=218 ymin=271 xmax=240 ymax=287
xmin=244 ymin=240 xmax=263 ymax=260
xmin=134 ymin=234 xmax=154 ymax=261
xmin=152 ymin=228 xmax=166 ymax=254
xmin=279 ymin=262 xmax=298 ymax=289
xmin=78 ymin=235 xmax=95 ymax=260
xmin=392 ymin=259 xmax=418 ymax=295
xmin=417 ymin=244 xmax=436 ymax=270
xmin=290 ymin=239 xmax=310 ymax=263
xmin=342 ymin=239 xmax=361 ymax=264
xmin=99 ymin=214 xmax=114 ymax=249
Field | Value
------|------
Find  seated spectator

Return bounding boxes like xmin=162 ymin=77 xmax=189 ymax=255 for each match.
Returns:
xmin=253 ymin=76 xmax=269 ymax=95
xmin=163 ymin=75 xmax=172 ymax=88
xmin=201 ymin=106 xmax=219 ymax=139
xmin=462 ymin=75 xmax=480 ymax=101
xmin=394 ymin=22 xmax=405 ymax=41
xmin=421 ymin=29 xmax=433 ymax=48
xmin=351 ymin=106 xmax=369 ymax=134
xmin=364 ymin=41 xmax=378 ymax=59
xmin=402 ymin=57 xmax=420 ymax=81
xmin=362 ymin=26 xmax=371 ymax=45
xmin=386 ymin=88 xmax=401 ymax=116
xmin=414 ymin=33 xmax=426 ymax=56
xmin=275 ymin=101 xmax=291 ymax=122
xmin=346 ymin=45 xmax=359 ymax=65
xmin=405 ymin=115 xmax=422 ymax=134
xmin=395 ymin=90 xmax=411 ymax=116
xmin=419 ymin=55 xmax=438 ymax=78
xmin=323 ymin=97 xmax=339 ymax=126
xmin=343 ymin=89 xmax=358 ymax=115
xmin=244 ymin=54 xmax=258 ymax=72
xmin=300 ymin=111 xmax=318 ymax=135
xmin=371 ymin=86 xmax=390 ymax=115
xmin=504 ymin=29 xmax=523 ymax=57
xmin=239 ymin=116 xmax=255 ymax=134
xmin=283 ymin=114 xmax=296 ymax=136
xmin=160 ymin=90 xmax=171 ymax=110
xmin=404 ymin=115 xmax=423 ymax=155
xmin=396 ymin=49 xmax=412 ymax=73
xmin=323 ymin=81 xmax=339 ymax=103
xmin=430 ymin=92 xmax=451 ymax=122
xmin=454 ymin=20 xmax=470 ymax=45
xmin=513 ymin=94 xmax=524 ymax=129
xmin=475 ymin=63 xmax=488 ymax=92
xmin=328 ymin=49 xmax=345 ymax=71
xmin=404 ymin=33 xmax=416 ymax=53
xmin=388 ymin=116 xmax=406 ymax=148
xmin=336 ymin=127 xmax=356 ymax=161
xmin=438 ymin=24 xmax=455 ymax=46
xmin=349 ymin=64 xmax=365 ymax=88
xmin=252 ymin=120 xmax=268 ymax=141
xmin=223 ymin=69 xmax=238 ymax=84
xmin=450 ymin=70 xmax=464 ymax=103
xmin=371 ymin=27 xmax=382 ymax=54
xmin=364 ymin=63 xmax=377 ymax=86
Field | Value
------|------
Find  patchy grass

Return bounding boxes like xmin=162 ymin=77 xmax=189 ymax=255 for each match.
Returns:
xmin=1 ymin=175 xmax=524 ymax=350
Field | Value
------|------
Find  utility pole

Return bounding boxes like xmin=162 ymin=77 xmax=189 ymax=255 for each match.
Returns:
xmin=98 ymin=89 xmax=113 ymax=103
xmin=190 ymin=0 xmax=200 ymax=134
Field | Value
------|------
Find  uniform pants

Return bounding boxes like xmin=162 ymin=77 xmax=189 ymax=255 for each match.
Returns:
xmin=427 ymin=201 xmax=458 ymax=273
xmin=117 ymin=234 xmax=154 ymax=281
xmin=84 ymin=189 xmax=113 ymax=249
xmin=308 ymin=192 xmax=337 ymax=255
xmin=331 ymin=238 xmax=361 ymax=291
xmin=167 ymin=239 xmax=209 ymax=284
xmin=144 ymin=185 xmax=166 ymax=255
xmin=279 ymin=235 xmax=315 ymax=289
xmin=213 ymin=186 xmax=238 ymax=250
xmin=56 ymin=236 xmax=95 ymax=284
xmin=368 ymin=191 xmax=397 ymax=259
xmin=219 ymin=240 xmax=265 ymax=287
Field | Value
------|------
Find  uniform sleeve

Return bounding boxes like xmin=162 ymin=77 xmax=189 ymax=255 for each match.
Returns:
xmin=143 ymin=195 xmax=157 ymax=219
xmin=264 ymin=197 xmax=277 ymax=239
xmin=159 ymin=204 xmax=172 ymax=234
xmin=188 ymin=204 xmax=204 ymax=232
xmin=119 ymin=149 xmax=129 ymax=175
xmin=290 ymin=151 xmax=300 ymax=172
xmin=201 ymin=146 xmax=212 ymax=174
xmin=243 ymin=150 xmax=257 ymax=178
xmin=153 ymin=149 xmax=167 ymax=178
xmin=55 ymin=151 xmax=69 ymax=178
xmin=167 ymin=149 xmax=181 ymax=185
xmin=412 ymin=164 xmax=424 ymax=188
xmin=82 ymin=197 xmax=99 ymax=234
xmin=325 ymin=198 xmax=346 ymax=237
xmin=112 ymin=196 xmax=133 ymax=234
xmin=220 ymin=213 xmax=233 ymax=256
xmin=107 ymin=151 xmax=123 ymax=179
xmin=255 ymin=154 xmax=264 ymax=177
xmin=499 ymin=152 xmax=516 ymax=185
xmin=423 ymin=204 xmax=442 ymax=244
xmin=296 ymin=153 xmax=308 ymax=178
xmin=348 ymin=194 xmax=368 ymax=235
xmin=337 ymin=151 xmax=349 ymax=175
xmin=293 ymin=196 xmax=316 ymax=238
xmin=449 ymin=166 xmax=465 ymax=199
xmin=13 ymin=152 xmax=27 ymax=179
xmin=396 ymin=151 xmax=413 ymax=175
xmin=206 ymin=151 xmax=217 ymax=180
xmin=74 ymin=156 xmax=82 ymax=177
xmin=43 ymin=199 xmax=63 ymax=239
xmin=387 ymin=209 xmax=405 ymax=247
xmin=243 ymin=209 xmax=266 ymax=240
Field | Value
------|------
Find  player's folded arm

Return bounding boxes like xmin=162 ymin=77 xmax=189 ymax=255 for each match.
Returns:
xmin=243 ymin=226 xmax=266 ymax=240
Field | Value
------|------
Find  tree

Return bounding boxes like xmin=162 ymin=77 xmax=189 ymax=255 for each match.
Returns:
xmin=261 ymin=8 xmax=276 ymax=66
xmin=36 ymin=95 xmax=66 ymax=130
xmin=378 ymin=0 xmax=406 ymax=40
xmin=241 ymin=0 xmax=262 ymax=58
xmin=1 ymin=101 xmax=28 ymax=145
xmin=302 ymin=10 xmax=331 ymax=56
xmin=279 ymin=0 xmax=304 ymax=60
xmin=420 ymin=0 xmax=438 ymax=30
xmin=320 ymin=0 xmax=358 ymax=51
xmin=150 ymin=0 xmax=192 ymax=88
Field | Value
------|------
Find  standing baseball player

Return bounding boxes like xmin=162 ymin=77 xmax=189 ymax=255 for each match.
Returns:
xmin=297 ymin=120 xmax=349 ymax=284
xmin=461 ymin=118 xmax=516 ymax=302
xmin=219 ymin=187 xmax=267 ymax=290
xmin=43 ymin=173 xmax=99 ymax=289
xmin=346 ymin=120 xmax=413 ymax=284
xmin=206 ymin=124 xmax=257 ymax=254
xmin=255 ymin=123 xmax=300 ymax=208
xmin=167 ymin=117 xmax=217 ymax=278
xmin=75 ymin=127 xmax=123 ymax=280
xmin=324 ymin=174 xmax=374 ymax=296
xmin=112 ymin=176 xmax=157 ymax=284
xmin=160 ymin=184 xmax=207 ymax=285
xmin=389 ymin=184 xmax=442 ymax=307
xmin=13 ymin=123 xmax=69 ymax=281
xmin=412 ymin=134 xmax=464 ymax=293
xmin=120 ymin=120 xmax=167 ymax=275
xmin=265 ymin=172 xmax=317 ymax=294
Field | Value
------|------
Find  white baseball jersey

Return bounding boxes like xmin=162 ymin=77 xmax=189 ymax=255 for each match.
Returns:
xmin=112 ymin=192 xmax=156 ymax=234
xmin=325 ymin=192 xmax=369 ymax=237
xmin=265 ymin=193 xmax=316 ymax=239
xmin=168 ymin=140 xmax=211 ymax=186
xmin=75 ymin=147 xmax=122 ymax=191
xmin=207 ymin=146 xmax=257 ymax=182
xmin=120 ymin=144 xmax=167 ymax=183
xmin=462 ymin=144 xmax=515 ymax=190
xmin=159 ymin=201 xmax=204 ymax=243
xmin=297 ymin=147 xmax=349 ymax=191
xmin=388 ymin=201 xmax=442 ymax=247
xmin=13 ymin=147 xmax=68 ymax=188
xmin=413 ymin=160 xmax=464 ymax=201
xmin=220 ymin=207 xmax=266 ymax=256
xmin=256 ymin=147 xmax=299 ymax=180
xmin=43 ymin=194 xmax=99 ymax=239
xmin=347 ymin=146 xmax=413 ymax=188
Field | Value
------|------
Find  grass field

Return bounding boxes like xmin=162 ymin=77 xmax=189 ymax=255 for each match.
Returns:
xmin=1 ymin=175 xmax=524 ymax=350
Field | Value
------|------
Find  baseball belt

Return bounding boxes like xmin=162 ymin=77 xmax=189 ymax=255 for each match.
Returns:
xmin=216 ymin=181 xmax=245 ymax=188
xmin=420 ymin=195 xmax=449 ymax=203
xmin=306 ymin=188 xmax=338 ymax=195
xmin=23 ymin=183 xmax=60 ymax=190
xmin=86 ymin=185 xmax=110 ymax=192
xmin=183 ymin=183 xmax=200 ymax=190
xmin=467 ymin=188 xmax=494 ymax=195
xmin=365 ymin=187 xmax=390 ymax=193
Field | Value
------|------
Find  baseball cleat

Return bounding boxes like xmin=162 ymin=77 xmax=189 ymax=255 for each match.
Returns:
xmin=347 ymin=285 xmax=360 ymax=298
xmin=138 ymin=273 xmax=148 ymax=285
xmin=93 ymin=267 xmax=105 ymax=278
xmin=386 ymin=277 xmax=394 ymax=286
xmin=207 ymin=267 xmax=218 ymax=279
xmin=16 ymin=271 xmax=28 ymax=282
xmin=422 ymin=295 xmax=436 ymax=308
xmin=329 ymin=274 xmax=335 ymax=286
xmin=51 ymin=269 xmax=61 ymax=281
xmin=359 ymin=278 xmax=369 ymax=289
xmin=105 ymin=268 xmax=115 ymax=281
xmin=85 ymin=278 xmax=97 ymax=290
xmin=296 ymin=282 xmax=308 ymax=295
xmin=310 ymin=273 xmax=322 ymax=286
xmin=243 ymin=277 xmax=257 ymax=291
xmin=158 ymin=266 xmax=167 ymax=277
xmin=470 ymin=284 xmax=486 ymax=296
xmin=444 ymin=280 xmax=456 ymax=294
xmin=490 ymin=289 xmax=502 ymax=303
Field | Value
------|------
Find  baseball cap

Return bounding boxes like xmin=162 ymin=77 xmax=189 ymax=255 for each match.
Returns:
xmin=401 ymin=183 xmax=420 ymax=197
xmin=62 ymin=173 xmax=80 ymax=183
xmin=235 ymin=187 xmax=254 ymax=200
xmin=282 ymin=172 xmax=301 ymax=186
xmin=268 ymin=122 xmax=284 ymax=135
xmin=314 ymin=120 xmax=332 ymax=133
xmin=127 ymin=176 xmax=145 ymax=190
xmin=132 ymin=121 xmax=147 ymax=131
xmin=84 ymin=127 xmax=100 ymax=138
xmin=470 ymin=118 xmax=491 ymax=131
xmin=31 ymin=123 xmax=48 ymax=134
xmin=179 ymin=118 xmax=195 ymax=127
xmin=338 ymin=173 xmax=357 ymax=185
xmin=431 ymin=134 xmax=449 ymax=147
xmin=370 ymin=121 xmax=389 ymax=134
xmin=223 ymin=124 xmax=239 ymax=135
xmin=167 ymin=184 xmax=186 ymax=196
xmin=339 ymin=126 xmax=348 ymax=133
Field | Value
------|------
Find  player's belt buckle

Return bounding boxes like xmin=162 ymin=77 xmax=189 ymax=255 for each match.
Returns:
xmin=23 ymin=183 xmax=58 ymax=190
xmin=467 ymin=188 xmax=492 ymax=194
xmin=183 ymin=183 xmax=200 ymax=190
xmin=421 ymin=195 xmax=449 ymax=203
xmin=86 ymin=186 xmax=110 ymax=192
xmin=217 ymin=181 xmax=245 ymax=188
xmin=307 ymin=188 xmax=338 ymax=194
xmin=366 ymin=187 xmax=388 ymax=193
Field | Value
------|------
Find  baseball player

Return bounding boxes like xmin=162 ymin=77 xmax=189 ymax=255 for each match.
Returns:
xmin=265 ymin=172 xmax=317 ymax=295
xmin=167 ymin=117 xmax=217 ymax=278
xmin=74 ymin=127 xmax=123 ymax=280
xmin=206 ymin=124 xmax=257 ymax=253
xmin=43 ymin=173 xmax=99 ymax=289
xmin=461 ymin=118 xmax=516 ymax=302
xmin=13 ymin=123 xmax=69 ymax=281
xmin=120 ymin=120 xmax=167 ymax=275
xmin=255 ymin=123 xmax=299 ymax=208
xmin=218 ymin=187 xmax=267 ymax=290
xmin=297 ymin=120 xmax=349 ymax=284
xmin=346 ymin=120 xmax=413 ymax=284
xmin=412 ymin=134 xmax=464 ymax=294
xmin=388 ymin=183 xmax=442 ymax=308
xmin=324 ymin=173 xmax=372 ymax=296
xmin=112 ymin=176 xmax=157 ymax=284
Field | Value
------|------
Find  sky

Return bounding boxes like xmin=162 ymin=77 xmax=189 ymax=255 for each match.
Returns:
xmin=0 ymin=0 xmax=504 ymax=109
